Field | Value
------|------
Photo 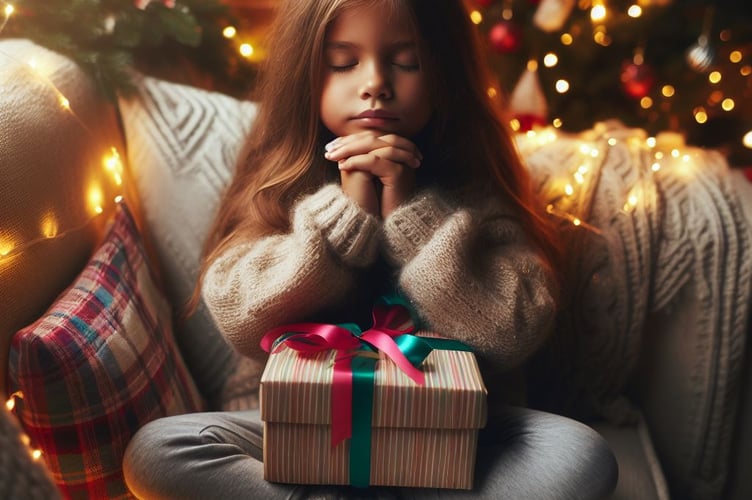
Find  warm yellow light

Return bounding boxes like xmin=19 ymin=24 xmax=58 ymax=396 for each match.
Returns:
xmin=4 ymin=4 xmax=14 ymax=17
xmin=543 ymin=53 xmax=558 ymax=67
xmin=0 ymin=238 xmax=14 ymax=257
xmin=114 ymin=195 xmax=124 ymax=204
xmin=628 ymin=5 xmax=642 ymax=17
xmin=470 ymin=10 xmax=482 ymax=24
xmin=640 ymin=96 xmax=653 ymax=109
xmin=721 ymin=98 xmax=735 ymax=111
xmin=708 ymin=71 xmax=722 ymax=84
xmin=671 ymin=149 xmax=680 ymax=158
xmin=593 ymin=30 xmax=611 ymax=46
xmin=646 ymin=137 xmax=656 ymax=148
xmin=555 ymin=79 xmax=570 ymax=93
xmin=661 ymin=85 xmax=675 ymax=97
xmin=651 ymin=162 xmax=661 ymax=172
xmin=564 ymin=184 xmax=574 ymax=196
xmin=88 ymin=186 xmax=105 ymax=216
xmin=59 ymin=95 xmax=70 ymax=109
xmin=560 ymin=33 xmax=573 ymax=45
xmin=222 ymin=26 xmax=237 ymax=38
xmin=694 ymin=107 xmax=708 ymax=123
xmin=743 ymin=131 xmax=752 ymax=149
xmin=509 ymin=118 xmax=521 ymax=132
xmin=607 ymin=138 xmax=617 ymax=146
xmin=574 ymin=171 xmax=585 ymax=184
xmin=572 ymin=218 xmax=582 ymax=226
xmin=730 ymin=50 xmax=742 ymax=63
xmin=527 ymin=59 xmax=538 ymax=72
xmin=741 ymin=65 xmax=752 ymax=77
xmin=5 ymin=398 xmax=14 ymax=411
xmin=552 ymin=118 xmax=563 ymax=128
xmin=103 ymin=147 xmax=124 ymax=186
xmin=655 ymin=151 xmax=664 ymax=159
xmin=502 ymin=7 xmax=513 ymax=20
xmin=31 ymin=449 xmax=42 ymax=461
xmin=591 ymin=4 xmax=607 ymax=22
xmin=41 ymin=213 xmax=59 ymax=239
xmin=239 ymin=43 xmax=254 ymax=58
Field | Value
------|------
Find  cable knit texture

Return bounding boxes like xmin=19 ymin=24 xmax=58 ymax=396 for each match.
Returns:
xmin=520 ymin=122 xmax=752 ymax=500
xmin=203 ymin=183 xmax=557 ymax=413
xmin=203 ymin=184 xmax=380 ymax=361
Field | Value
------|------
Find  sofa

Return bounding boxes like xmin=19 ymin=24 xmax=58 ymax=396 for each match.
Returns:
xmin=1 ymin=38 xmax=751 ymax=500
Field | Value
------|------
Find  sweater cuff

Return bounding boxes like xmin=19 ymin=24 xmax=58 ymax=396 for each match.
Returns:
xmin=382 ymin=190 xmax=454 ymax=265
xmin=294 ymin=184 xmax=380 ymax=267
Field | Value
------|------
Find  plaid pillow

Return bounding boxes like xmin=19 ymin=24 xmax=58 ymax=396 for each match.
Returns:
xmin=7 ymin=202 xmax=204 ymax=499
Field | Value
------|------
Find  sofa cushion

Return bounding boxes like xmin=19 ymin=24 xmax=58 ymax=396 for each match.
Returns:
xmin=7 ymin=202 xmax=204 ymax=499
xmin=118 ymin=76 xmax=263 ymax=406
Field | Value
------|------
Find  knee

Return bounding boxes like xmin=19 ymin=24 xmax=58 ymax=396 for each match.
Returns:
xmin=122 ymin=416 xmax=194 ymax=499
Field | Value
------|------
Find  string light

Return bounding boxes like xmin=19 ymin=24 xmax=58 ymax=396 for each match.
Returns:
xmin=0 ymin=3 xmax=13 ymax=35
xmin=0 ymin=47 xmax=126 ymax=265
xmin=222 ymin=26 xmax=237 ymax=39
xmin=470 ymin=10 xmax=482 ymax=25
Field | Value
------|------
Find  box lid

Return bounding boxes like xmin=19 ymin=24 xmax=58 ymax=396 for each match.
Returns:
xmin=260 ymin=343 xmax=487 ymax=430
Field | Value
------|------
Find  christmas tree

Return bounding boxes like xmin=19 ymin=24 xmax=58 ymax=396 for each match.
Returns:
xmin=472 ymin=0 xmax=752 ymax=166
xmin=0 ymin=0 xmax=257 ymax=100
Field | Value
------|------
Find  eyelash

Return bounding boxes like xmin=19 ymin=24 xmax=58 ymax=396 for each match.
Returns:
xmin=328 ymin=63 xmax=420 ymax=73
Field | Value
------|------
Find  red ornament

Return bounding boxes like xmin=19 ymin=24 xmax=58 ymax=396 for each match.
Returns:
xmin=514 ymin=113 xmax=548 ymax=132
xmin=620 ymin=60 xmax=655 ymax=99
xmin=488 ymin=21 xmax=522 ymax=54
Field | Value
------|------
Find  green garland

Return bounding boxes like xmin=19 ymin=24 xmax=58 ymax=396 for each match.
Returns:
xmin=1 ymin=0 xmax=254 ymax=99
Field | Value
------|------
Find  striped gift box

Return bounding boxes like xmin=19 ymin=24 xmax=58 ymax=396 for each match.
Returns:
xmin=260 ymin=339 xmax=487 ymax=489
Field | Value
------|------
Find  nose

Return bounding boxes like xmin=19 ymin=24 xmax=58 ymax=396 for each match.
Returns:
xmin=359 ymin=61 xmax=392 ymax=101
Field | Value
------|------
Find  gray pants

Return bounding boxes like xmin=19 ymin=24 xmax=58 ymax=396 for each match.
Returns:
xmin=123 ymin=407 xmax=617 ymax=499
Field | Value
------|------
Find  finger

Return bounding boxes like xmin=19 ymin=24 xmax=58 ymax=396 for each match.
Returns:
xmin=337 ymin=153 xmax=416 ymax=182
xmin=376 ymin=134 xmax=423 ymax=160
xmin=325 ymin=133 xmax=417 ymax=162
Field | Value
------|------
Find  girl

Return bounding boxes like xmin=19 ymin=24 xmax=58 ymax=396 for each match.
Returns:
xmin=124 ymin=1 xmax=618 ymax=498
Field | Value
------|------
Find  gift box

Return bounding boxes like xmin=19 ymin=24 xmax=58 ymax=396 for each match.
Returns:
xmin=260 ymin=334 xmax=487 ymax=489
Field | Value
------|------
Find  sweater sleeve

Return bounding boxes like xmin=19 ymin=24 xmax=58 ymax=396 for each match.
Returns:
xmin=202 ymin=184 xmax=380 ymax=361
xmin=382 ymin=190 xmax=556 ymax=370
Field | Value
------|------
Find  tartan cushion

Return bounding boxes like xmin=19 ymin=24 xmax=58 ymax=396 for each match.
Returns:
xmin=7 ymin=202 xmax=205 ymax=499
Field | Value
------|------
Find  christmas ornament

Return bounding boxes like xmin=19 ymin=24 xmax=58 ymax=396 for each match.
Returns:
xmin=620 ymin=60 xmax=655 ymax=99
xmin=685 ymin=7 xmax=716 ymax=72
xmin=488 ymin=20 xmax=522 ymax=54
xmin=533 ymin=0 xmax=575 ymax=33
xmin=508 ymin=62 xmax=548 ymax=131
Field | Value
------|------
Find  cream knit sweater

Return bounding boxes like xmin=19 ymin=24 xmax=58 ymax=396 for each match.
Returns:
xmin=202 ymin=183 xmax=556 ymax=403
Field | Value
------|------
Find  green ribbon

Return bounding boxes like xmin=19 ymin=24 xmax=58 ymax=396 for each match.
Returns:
xmin=343 ymin=293 xmax=473 ymax=487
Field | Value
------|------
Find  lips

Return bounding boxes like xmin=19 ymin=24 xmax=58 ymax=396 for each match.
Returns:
xmin=354 ymin=109 xmax=398 ymax=120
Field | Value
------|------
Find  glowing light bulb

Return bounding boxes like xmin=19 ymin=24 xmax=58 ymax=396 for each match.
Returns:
xmin=5 ymin=398 xmax=14 ymax=411
xmin=239 ymin=43 xmax=254 ymax=58
xmin=591 ymin=4 xmax=607 ymax=22
xmin=661 ymin=85 xmax=675 ymax=98
xmin=552 ymin=118 xmax=563 ymax=128
xmin=628 ymin=5 xmax=642 ymax=18
xmin=646 ymin=137 xmax=657 ymax=148
xmin=31 ymin=449 xmax=42 ymax=461
xmin=59 ymin=95 xmax=70 ymax=109
xmin=560 ymin=33 xmax=573 ymax=45
xmin=572 ymin=218 xmax=582 ymax=226
xmin=555 ymin=79 xmax=570 ymax=93
xmin=470 ymin=10 xmax=482 ymax=24
xmin=222 ymin=26 xmax=237 ymax=38
xmin=4 ymin=4 xmax=14 ymax=17
xmin=564 ymin=184 xmax=574 ymax=196
xmin=694 ymin=107 xmax=708 ymax=124
xmin=543 ymin=53 xmax=558 ymax=67
xmin=640 ymin=97 xmax=653 ymax=109
xmin=708 ymin=71 xmax=722 ymax=84
xmin=722 ymin=98 xmax=735 ymax=111
xmin=509 ymin=118 xmax=521 ymax=131
xmin=730 ymin=51 xmax=742 ymax=63
xmin=487 ymin=87 xmax=497 ymax=99
xmin=41 ymin=213 xmax=59 ymax=239
xmin=740 ymin=130 xmax=752 ymax=149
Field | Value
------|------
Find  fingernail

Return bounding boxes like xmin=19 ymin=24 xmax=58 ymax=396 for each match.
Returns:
xmin=325 ymin=138 xmax=340 ymax=152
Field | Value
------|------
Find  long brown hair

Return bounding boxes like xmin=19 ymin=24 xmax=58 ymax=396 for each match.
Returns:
xmin=191 ymin=0 xmax=562 ymax=312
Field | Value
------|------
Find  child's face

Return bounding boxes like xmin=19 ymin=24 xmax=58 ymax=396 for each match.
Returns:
xmin=320 ymin=4 xmax=433 ymax=139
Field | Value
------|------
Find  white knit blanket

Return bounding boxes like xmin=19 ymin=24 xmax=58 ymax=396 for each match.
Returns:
xmin=518 ymin=122 xmax=752 ymax=424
